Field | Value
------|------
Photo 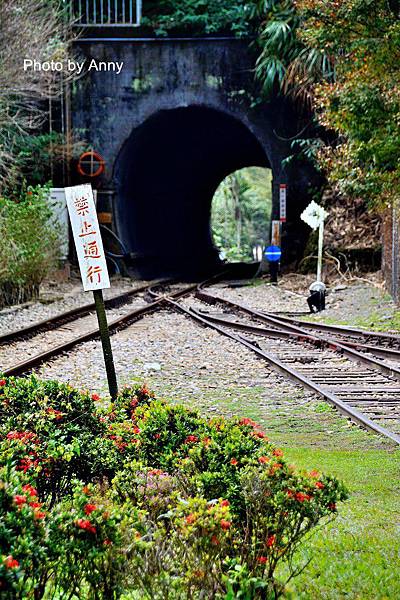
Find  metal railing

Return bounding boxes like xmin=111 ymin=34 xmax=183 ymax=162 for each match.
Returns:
xmin=71 ymin=0 xmax=142 ymax=27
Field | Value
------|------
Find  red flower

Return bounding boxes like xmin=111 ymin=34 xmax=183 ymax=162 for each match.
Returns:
xmin=258 ymin=456 xmax=269 ymax=464
xmin=309 ymin=470 xmax=320 ymax=478
xmin=18 ymin=457 xmax=39 ymax=473
xmin=154 ymin=433 xmax=161 ymax=439
xmin=103 ymin=538 xmax=112 ymax=546
xmin=220 ymin=519 xmax=231 ymax=530
xmin=315 ymin=481 xmax=325 ymax=489
xmin=14 ymin=495 xmax=27 ymax=506
xmin=148 ymin=469 xmax=163 ymax=476
xmin=46 ymin=407 xmax=63 ymax=420
xmin=230 ymin=458 xmax=238 ymax=466
xmin=0 ymin=379 xmax=6 ymax=387
xmin=133 ymin=426 xmax=141 ymax=434
xmin=220 ymin=499 xmax=230 ymax=507
xmin=295 ymin=492 xmax=311 ymax=503
xmin=76 ymin=518 xmax=96 ymax=534
xmin=29 ymin=501 xmax=42 ymax=509
xmin=130 ymin=398 xmax=138 ymax=409
xmin=270 ymin=462 xmax=283 ymax=473
xmin=239 ymin=417 xmax=257 ymax=427
xmin=186 ymin=514 xmax=196 ymax=525
xmin=267 ymin=535 xmax=276 ymax=547
xmin=4 ymin=556 xmax=19 ymax=569
xmin=286 ymin=490 xmax=294 ymax=498
xmin=22 ymin=484 xmax=38 ymax=497
xmin=84 ymin=503 xmax=97 ymax=515
xmin=202 ymin=436 xmax=211 ymax=446
xmin=27 ymin=191 xmax=33 ymax=196
xmin=211 ymin=535 xmax=219 ymax=546
xmin=328 ymin=502 xmax=336 ymax=512
xmin=91 ymin=393 xmax=100 ymax=401
xmin=257 ymin=556 xmax=268 ymax=564
xmin=184 ymin=435 xmax=199 ymax=444
xmin=272 ymin=448 xmax=283 ymax=458
xmin=82 ymin=486 xmax=91 ymax=495
xmin=34 ymin=510 xmax=46 ymax=520
xmin=7 ymin=431 xmax=37 ymax=442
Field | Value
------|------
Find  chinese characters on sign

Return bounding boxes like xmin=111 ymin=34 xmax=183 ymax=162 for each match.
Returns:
xmin=65 ymin=184 xmax=110 ymax=291
xmin=279 ymin=184 xmax=287 ymax=223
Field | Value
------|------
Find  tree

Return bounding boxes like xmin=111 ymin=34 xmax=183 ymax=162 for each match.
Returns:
xmin=0 ymin=0 xmax=75 ymax=192
xmin=254 ymin=0 xmax=400 ymax=209
xmin=211 ymin=168 xmax=272 ymax=261
xmin=252 ymin=0 xmax=333 ymax=105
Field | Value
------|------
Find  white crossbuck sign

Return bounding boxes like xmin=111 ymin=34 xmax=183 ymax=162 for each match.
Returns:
xmin=300 ymin=201 xmax=329 ymax=230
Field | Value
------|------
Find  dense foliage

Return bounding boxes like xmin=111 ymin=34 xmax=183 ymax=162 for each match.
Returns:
xmin=0 ymin=185 xmax=61 ymax=308
xmin=0 ymin=376 xmax=348 ymax=599
xmin=212 ymin=168 xmax=272 ymax=261
xmin=142 ymin=0 xmax=255 ymax=37
xmin=253 ymin=0 xmax=400 ymax=208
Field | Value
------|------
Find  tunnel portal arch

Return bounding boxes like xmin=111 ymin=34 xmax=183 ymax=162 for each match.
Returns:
xmin=114 ymin=105 xmax=270 ymax=279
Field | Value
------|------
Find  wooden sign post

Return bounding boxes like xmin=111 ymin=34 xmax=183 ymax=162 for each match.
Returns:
xmin=65 ymin=184 xmax=118 ymax=400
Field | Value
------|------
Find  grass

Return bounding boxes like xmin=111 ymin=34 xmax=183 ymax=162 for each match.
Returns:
xmin=280 ymin=448 xmax=400 ymax=599
xmin=300 ymin=306 xmax=400 ymax=333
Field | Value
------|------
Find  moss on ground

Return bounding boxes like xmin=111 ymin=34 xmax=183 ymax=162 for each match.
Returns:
xmin=307 ymin=310 xmax=400 ymax=332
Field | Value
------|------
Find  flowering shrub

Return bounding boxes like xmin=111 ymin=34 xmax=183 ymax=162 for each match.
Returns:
xmin=0 ymin=376 xmax=348 ymax=598
xmin=0 ymin=376 xmax=123 ymax=503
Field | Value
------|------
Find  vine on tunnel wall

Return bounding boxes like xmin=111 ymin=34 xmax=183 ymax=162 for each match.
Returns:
xmin=211 ymin=167 xmax=272 ymax=262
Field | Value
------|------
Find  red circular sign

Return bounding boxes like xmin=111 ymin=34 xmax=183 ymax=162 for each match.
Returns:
xmin=77 ymin=151 xmax=105 ymax=178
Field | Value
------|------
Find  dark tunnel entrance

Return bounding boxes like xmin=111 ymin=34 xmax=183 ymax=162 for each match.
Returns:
xmin=114 ymin=105 xmax=270 ymax=279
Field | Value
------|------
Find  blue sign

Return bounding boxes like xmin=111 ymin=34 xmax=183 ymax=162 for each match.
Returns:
xmin=264 ymin=245 xmax=281 ymax=262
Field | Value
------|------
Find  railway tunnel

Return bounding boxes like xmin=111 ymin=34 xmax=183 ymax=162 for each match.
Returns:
xmin=72 ymin=38 xmax=322 ymax=279
xmin=113 ymin=105 xmax=270 ymax=279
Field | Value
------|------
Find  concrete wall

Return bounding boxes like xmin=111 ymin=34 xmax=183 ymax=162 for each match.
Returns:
xmin=382 ymin=207 xmax=400 ymax=303
xmin=72 ymin=38 xmax=322 ymax=277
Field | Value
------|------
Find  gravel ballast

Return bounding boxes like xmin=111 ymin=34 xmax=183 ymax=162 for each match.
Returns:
xmin=35 ymin=281 xmax=391 ymax=449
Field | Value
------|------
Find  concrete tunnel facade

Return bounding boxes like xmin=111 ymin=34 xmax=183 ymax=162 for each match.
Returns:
xmin=72 ymin=37 xmax=322 ymax=278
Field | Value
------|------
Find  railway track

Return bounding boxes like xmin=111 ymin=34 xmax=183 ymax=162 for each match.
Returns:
xmin=265 ymin=312 xmax=400 ymax=360
xmin=162 ymin=286 xmax=400 ymax=445
xmin=0 ymin=281 xmax=158 ymax=345
xmin=2 ymin=278 xmax=400 ymax=445
xmin=1 ymin=282 xmax=197 ymax=378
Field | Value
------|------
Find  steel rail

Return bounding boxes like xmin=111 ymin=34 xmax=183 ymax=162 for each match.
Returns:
xmin=0 ymin=281 xmax=163 ymax=345
xmin=190 ymin=308 xmax=400 ymax=361
xmin=265 ymin=312 xmax=400 ymax=344
xmin=3 ymin=284 xmax=198 ymax=378
xmin=167 ymin=298 xmax=400 ymax=446
xmin=195 ymin=288 xmax=400 ymax=381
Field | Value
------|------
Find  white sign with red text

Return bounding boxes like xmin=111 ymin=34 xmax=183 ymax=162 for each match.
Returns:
xmin=279 ymin=184 xmax=287 ymax=223
xmin=65 ymin=184 xmax=110 ymax=292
